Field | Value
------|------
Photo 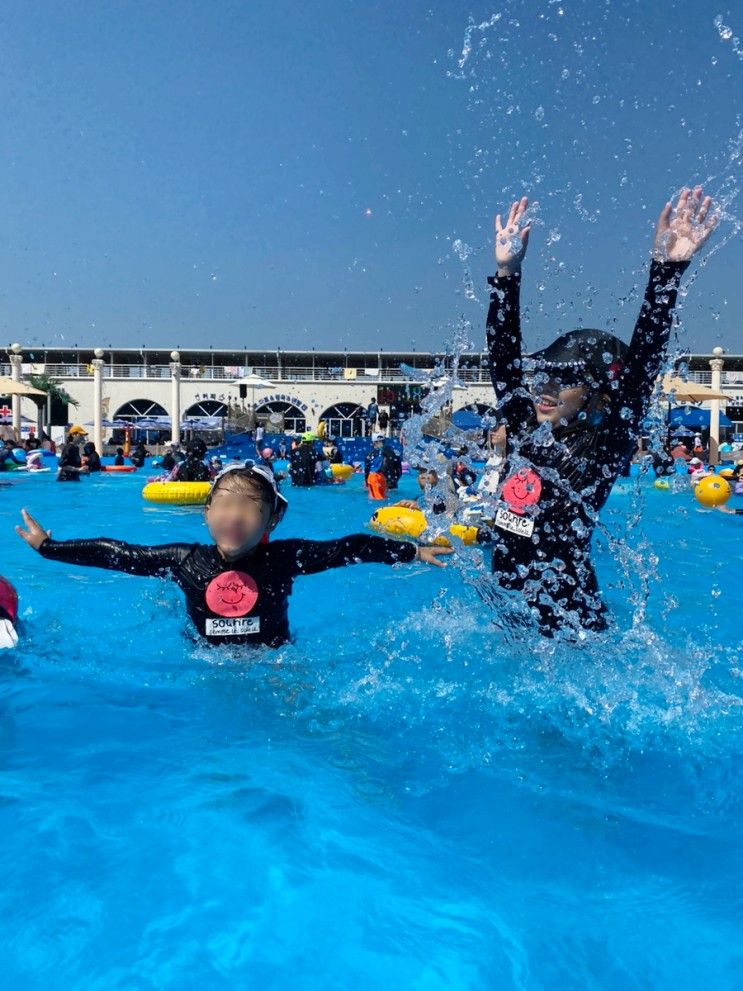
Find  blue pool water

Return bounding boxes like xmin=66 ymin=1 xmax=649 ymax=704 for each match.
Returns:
xmin=1 ymin=465 xmax=742 ymax=989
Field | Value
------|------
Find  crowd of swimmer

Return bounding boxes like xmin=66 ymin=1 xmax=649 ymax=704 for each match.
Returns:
xmin=6 ymin=186 xmax=722 ymax=652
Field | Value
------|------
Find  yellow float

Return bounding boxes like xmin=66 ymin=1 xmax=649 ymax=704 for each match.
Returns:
xmin=693 ymin=474 xmax=732 ymax=509
xmin=654 ymin=479 xmax=670 ymax=490
xmin=330 ymin=463 xmax=354 ymax=480
xmin=142 ymin=481 xmax=212 ymax=505
xmin=369 ymin=505 xmax=479 ymax=546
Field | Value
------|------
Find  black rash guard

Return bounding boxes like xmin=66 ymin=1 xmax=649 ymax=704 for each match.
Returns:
xmin=485 ymin=258 xmax=688 ymax=632
xmin=38 ymin=534 xmax=416 ymax=647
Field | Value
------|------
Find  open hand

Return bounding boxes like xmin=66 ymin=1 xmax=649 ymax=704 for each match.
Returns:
xmin=653 ymin=186 xmax=717 ymax=263
xmin=415 ymin=545 xmax=454 ymax=568
xmin=495 ymin=196 xmax=530 ymax=276
xmin=394 ymin=499 xmax=420 ymax=510
xmin=16 ymin=509 xmax=51 ymax=551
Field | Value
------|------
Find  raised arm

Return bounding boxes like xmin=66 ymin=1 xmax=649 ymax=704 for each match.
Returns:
xmin=486 ymin=197 xmax=536 ymax=437
xmin=619 ymin=187 xmax=717 ymax=422
xmin=17 ymin=509 xmax=188 ymax=577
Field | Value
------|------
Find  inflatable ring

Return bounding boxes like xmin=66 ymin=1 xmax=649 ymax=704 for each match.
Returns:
xmin=369 ymin=505 xmax=478 ymax=546
xmin=102 ymin=465 xmax=137 ymax=473
xmin=142 ymin=481 xmax=211 ymax=505
xmin=654 ymin=479 xmax=670 ymax=490
xmin=330 ymin=463 xmax=354 ymax=480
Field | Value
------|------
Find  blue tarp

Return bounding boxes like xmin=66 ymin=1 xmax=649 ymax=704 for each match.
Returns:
xmin=668 ymin=407 xmax=732 ymax=429
xmin=450 ymin=409 xmax=486 ymax=430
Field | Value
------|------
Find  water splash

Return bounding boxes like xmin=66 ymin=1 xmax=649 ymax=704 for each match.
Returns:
xmin=449 ymin=13 xmax=503 ymax=77
xmin=713 ymin=13 xmax=743 ymax=59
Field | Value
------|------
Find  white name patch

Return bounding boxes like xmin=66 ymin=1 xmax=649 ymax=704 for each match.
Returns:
xmin=205 ymin=616 xmax=261 ymax=637
xmin=495 ymin=506 xmax=535 ymax=538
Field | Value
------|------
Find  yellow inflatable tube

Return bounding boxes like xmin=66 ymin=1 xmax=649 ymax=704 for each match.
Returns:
xmin=330 ymin=463 xmax=354 ymax=480
xmin=142 ymin=481 xmax=212 ymax=505
xmin=369 ymin=505 xmax=478 ymax=546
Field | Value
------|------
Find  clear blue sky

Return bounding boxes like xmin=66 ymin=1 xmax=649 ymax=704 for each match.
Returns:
xmin=0 ymin=0 xmax=740 ymax=354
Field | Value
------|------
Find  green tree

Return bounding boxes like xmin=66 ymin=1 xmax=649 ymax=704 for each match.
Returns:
xmin=26 ymin=374 xmax=79 ymax=433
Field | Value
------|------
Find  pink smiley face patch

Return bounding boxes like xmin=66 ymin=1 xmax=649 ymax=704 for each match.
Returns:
xmin=205 ymin=571 xmax=259 ymax=617
xmin=501 ymin=468 xmax=542 ymax=515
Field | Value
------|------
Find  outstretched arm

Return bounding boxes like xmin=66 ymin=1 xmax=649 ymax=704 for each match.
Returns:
xmin=620 ymin=187 xmax=717 ymax=421
xmin=486 ymin=197 xmax=535 ymax=437
xmin=284 ymin=534 xmax=452 ymax=576
xmin=16 ymin=508 xmax=188 ymax=577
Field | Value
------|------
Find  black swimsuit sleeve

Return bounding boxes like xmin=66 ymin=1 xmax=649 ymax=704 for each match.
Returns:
xmin=614 ymin=259 xmax=689 ymax=428
xmin=485 ymin=272 xmax=536 ymax=438
xmin=38 ymin=538 xmax=191 ymax=577
xmin=282 ymin=535 xmax=417 ymax=577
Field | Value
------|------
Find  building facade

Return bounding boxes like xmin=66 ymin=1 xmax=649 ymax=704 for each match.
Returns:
xmin=2 ymin=345 xmax=742 ymax=438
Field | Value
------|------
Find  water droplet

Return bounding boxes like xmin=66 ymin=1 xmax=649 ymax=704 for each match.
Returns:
xmin=534 ymin=105 xmax=545 ymax=122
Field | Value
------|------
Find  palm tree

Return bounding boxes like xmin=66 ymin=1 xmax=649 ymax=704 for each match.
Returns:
xmin=26 ymin=374 xmax=79 ymax=433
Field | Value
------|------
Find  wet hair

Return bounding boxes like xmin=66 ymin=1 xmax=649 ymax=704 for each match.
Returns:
xmin=186 ymin=438 xmax=207 ymax=458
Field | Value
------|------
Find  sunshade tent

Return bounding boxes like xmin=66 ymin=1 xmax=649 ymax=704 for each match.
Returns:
xmin=181 ymin=417 xmax=223 ymax=430
xmin=84 ymin=419 xmax=131 ymax=429
xmin=661 ymin=375 xmax=731 ymax=403
xmin=0 ymin=377 xmax=48 ymax=397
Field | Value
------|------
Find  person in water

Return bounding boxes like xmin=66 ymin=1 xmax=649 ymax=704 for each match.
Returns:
xmin=130 ymin=442 xmax=149 ymax=468
xmin=58 ymin=432 xmax=89 ymax=481
xmin=484 ymin=188 xmax=717 ymax=634
xmin=81 ymin=441 xmax=102 ymax=473
xmin=365 ymin=433 xmax=402 ymax=491
xmin=17 ymin=464 xmax=451 ymax=648
xmin=174 ymin=439 xmax=210 ymax=482
xmin=395 ymin=466 xmax=456 ymax=516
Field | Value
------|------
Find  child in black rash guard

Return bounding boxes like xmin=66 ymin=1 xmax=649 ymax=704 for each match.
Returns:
xmin=17 ymin=464 xmax=452 ymax=648
xmin=483 ymin=188 xmax=717 ymax=635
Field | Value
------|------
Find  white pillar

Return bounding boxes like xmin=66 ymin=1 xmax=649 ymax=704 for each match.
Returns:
xmin=92 ymin=348 xmax=105 ymax=456
xmin=709 ymin=347 xmax=724 ymax=466
xmin=170 ymin=351 xmax=181 ymax=445
xmin=9 ymin=344 xmax=22 ymax=439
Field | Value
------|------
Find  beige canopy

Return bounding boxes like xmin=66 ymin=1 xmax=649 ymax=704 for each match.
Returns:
xmin=0 ymin=377 xmax=48 ymax=397
xmin=661 ymin=375 xmax=731 ymax=403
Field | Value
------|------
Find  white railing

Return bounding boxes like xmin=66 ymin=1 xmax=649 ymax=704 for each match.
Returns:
xmin=688 ymin=371 xmax=743 ymax=386
xmin=6 ymin=362 xmax=493 ymax=384
xmin=5 ymin=360 xmax=740 ymax=389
